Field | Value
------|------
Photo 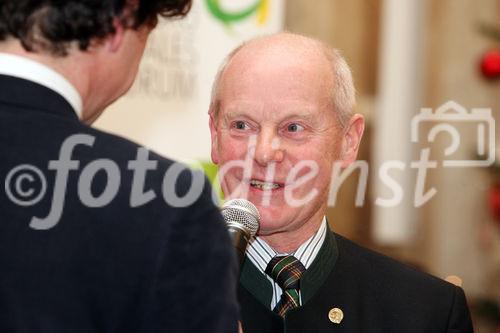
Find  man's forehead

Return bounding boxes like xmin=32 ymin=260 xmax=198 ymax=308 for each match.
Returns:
xmin=212 ymin=34 xmax=340 ymax=124
xmin=222 ymin=100 xmax=325 ymax=115
xmin=218 ymin=53 xmax=334 ymax=105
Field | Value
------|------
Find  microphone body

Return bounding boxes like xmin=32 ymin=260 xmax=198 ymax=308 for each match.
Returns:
xmin=221 ymin=199 xmax=260 ymax=267
xmin=226 ymin=222 xmax=252 ymax=266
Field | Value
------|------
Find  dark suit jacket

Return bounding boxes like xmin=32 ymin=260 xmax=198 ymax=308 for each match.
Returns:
xmin=0 ymin=75 xmax=239 ymax=333
xmin=239 ymin=229 xmax=474 ymax=333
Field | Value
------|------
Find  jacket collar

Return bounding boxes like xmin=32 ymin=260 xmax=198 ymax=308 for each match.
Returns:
xmin=0 ymin=74 xmax=80 ymax=121
xmin=0 ymin=53 xmax=82 ymax=120
xmin=240 ymin=224 xmax=339 ymax=307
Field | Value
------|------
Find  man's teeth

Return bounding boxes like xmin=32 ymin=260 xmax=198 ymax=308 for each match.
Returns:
xmin=250 ymin=179 xmax=281 ymax=190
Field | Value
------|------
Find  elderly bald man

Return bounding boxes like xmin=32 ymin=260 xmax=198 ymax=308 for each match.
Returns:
xmin=208 ymin=33 xmax=473 ymax=333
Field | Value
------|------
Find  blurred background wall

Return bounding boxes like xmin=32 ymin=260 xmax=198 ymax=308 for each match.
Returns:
xmin=94 ymin=1 xmax=500 ymax=331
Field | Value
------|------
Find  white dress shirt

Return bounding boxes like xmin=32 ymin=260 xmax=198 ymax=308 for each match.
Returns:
xmin=0 ymin=53 xmax=82 ymax=118
xmin=246 ymin=217 xmax=328 ymax=309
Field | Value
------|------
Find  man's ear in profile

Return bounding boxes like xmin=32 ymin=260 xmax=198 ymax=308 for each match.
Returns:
xmin=340 ymin=114 xmax=365 ymax=168
xmin=209 ymin=111 xmax=220 ymax=165
xmin=106 ymin=18 xmax=126 ymax=53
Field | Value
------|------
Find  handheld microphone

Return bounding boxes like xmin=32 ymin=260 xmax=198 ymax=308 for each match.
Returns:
xmin=221 ymin=199 xmax=260 ymax=267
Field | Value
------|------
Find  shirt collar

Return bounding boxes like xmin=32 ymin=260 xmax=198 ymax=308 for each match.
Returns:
xmin=246 ymin=217 xmax=328 ymax=273
xmin=0 ymin=53 xmax=83 ymax=119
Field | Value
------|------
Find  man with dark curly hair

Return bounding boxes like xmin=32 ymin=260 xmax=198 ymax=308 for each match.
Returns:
xmin=0 ymin=1 xmax=239 ymax=332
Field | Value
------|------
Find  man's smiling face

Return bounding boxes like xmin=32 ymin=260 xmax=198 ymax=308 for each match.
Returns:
xmin=209 ymin=36 xmax=354 ymax=241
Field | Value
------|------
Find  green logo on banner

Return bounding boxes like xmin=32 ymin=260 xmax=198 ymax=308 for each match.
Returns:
xmin=205 ymin=0 xmax=269 ymax=25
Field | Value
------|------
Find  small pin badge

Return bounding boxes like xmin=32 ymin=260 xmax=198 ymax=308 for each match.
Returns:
xmin=328 ymin=307 xmax=344 ymax=324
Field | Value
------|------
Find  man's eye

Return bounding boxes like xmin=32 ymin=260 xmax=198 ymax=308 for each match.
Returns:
xmin=233 ymin=121 xmax=250 ymax=130
xmin=287 ymin=123 xmax=304 ymax=132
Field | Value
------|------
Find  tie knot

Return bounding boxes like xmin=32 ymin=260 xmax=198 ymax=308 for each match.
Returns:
xmin=265 ymin=255 xmax=306 ymax=290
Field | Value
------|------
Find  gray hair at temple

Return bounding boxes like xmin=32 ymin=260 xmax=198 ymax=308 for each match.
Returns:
xmin=208 ymin=32 xmax=356 ymax=128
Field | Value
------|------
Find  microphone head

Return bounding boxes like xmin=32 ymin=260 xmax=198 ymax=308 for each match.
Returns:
xmin=221 ymin=199 xmax=260 ymax=237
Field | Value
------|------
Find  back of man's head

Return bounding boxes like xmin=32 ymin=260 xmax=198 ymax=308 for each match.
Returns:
xmin=0 ymin=0 xmax=193 ymax=122
xmin=0 ymin=0 xmax=191 ymax=56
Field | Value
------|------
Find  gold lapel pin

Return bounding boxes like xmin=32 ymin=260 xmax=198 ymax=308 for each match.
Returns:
xmin=328 ymin=307 xmax=344 ymax=324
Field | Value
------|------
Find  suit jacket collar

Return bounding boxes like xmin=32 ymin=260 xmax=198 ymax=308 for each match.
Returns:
xmin=0 ymin=75 xmax=80 ymax=122
xmin=0 ymin=53 xmax=82 ymax=117
xmin=240 ymin=224 xmax=339 ymax=308
xmin=301 ymin=229 xmax=338 ymax=303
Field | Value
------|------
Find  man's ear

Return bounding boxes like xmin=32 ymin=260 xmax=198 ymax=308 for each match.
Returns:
xmin=106 ymin=18 xmax=125 ymax=52
xmin=209 ymin=111 xmax=220 ymax=165
xmin=340 ymin=114 xmax=365 ymax=168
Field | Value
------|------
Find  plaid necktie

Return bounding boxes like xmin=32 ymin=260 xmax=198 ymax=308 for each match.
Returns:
xmin=265 ymin=255 xmax=306 ymax=317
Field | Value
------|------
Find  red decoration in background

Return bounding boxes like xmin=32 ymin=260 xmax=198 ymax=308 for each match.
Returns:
xmin=488 ymin=184 xmax=500 ymax=226
xmin=478 ymin=23 xmax=500 ymax=80
xmin=480 ymin=50 xmax=500 ymax=79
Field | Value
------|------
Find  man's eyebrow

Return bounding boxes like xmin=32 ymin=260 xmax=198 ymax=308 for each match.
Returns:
xmin=221 ymin=103 xmax=328 ymax=124
xmin=222 ymin=110 xmax=254 ymax=122
xmin=281 ymin=112 xmax=317 ymax=122
xmin=279 ymin=108 xmax=328 ymax=125
xmin=221 ymin=102 xmax=263 ymax=120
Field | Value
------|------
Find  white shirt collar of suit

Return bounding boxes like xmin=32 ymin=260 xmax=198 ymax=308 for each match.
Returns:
xmin=0 ymin=53 xmax=83 ymax=119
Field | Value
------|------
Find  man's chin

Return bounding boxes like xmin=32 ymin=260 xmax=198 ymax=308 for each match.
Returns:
xmin=254 ymin=210 xmax=292 ymax=232
xmin=256 ymin=224 xmax=285 ymax=237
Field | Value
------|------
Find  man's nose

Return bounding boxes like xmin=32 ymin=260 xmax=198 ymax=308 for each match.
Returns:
xmin=254 ymin=130 xmax=284 ymax=166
